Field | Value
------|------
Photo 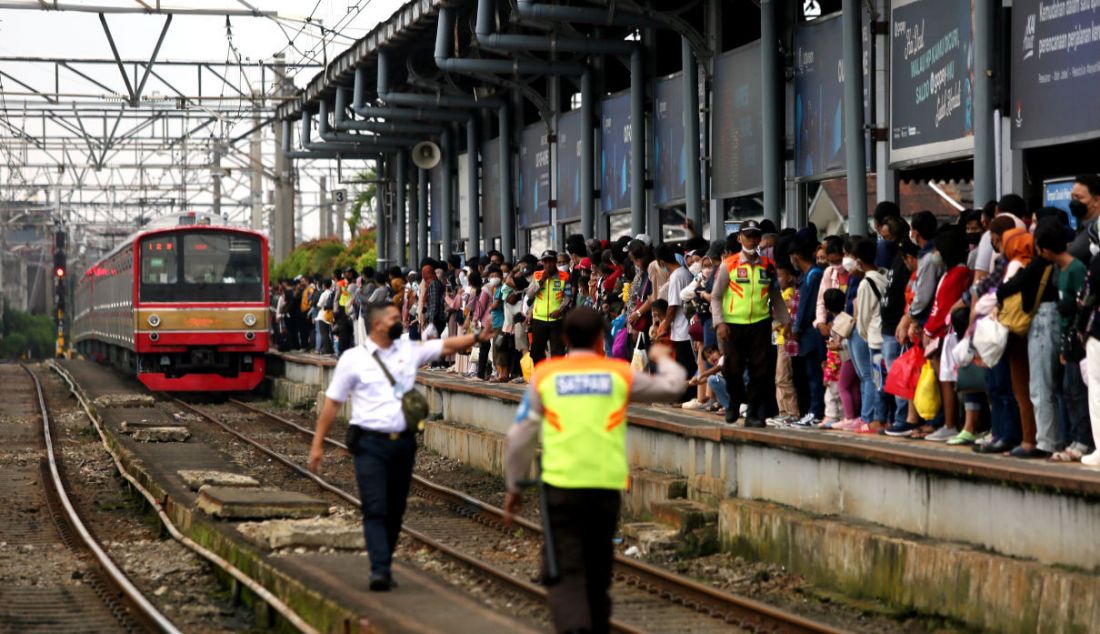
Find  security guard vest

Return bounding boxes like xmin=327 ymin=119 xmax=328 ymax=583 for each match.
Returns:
xmin=532 ymin=270 xmax=570 ymax=322
xmin=721 ymin=253 xmax=774 ymax=325
xmin=535 ymin=355 xmax=633 ymax=490
xmin=337 ymin=280 xmax=351 ymax=308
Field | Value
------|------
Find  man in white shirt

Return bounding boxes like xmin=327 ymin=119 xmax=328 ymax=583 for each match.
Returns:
xmin=653 ymin=243 xmax=696 ymax=400
xmin=308 ymin=301 xmax=492 ymax=591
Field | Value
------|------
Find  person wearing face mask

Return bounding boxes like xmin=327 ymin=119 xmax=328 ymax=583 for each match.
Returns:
xmin=813 ymin=236 xmax=849 ymax=338
xmin=1069 ymin=174 xmax=1100 ymax=265
xmin=525 ymin=250 xmax=573 ymax=365
xmin=309 ymin=301 xmax=493 ymax=592
xmin=708 ymin=220 xmax=790 ymax=427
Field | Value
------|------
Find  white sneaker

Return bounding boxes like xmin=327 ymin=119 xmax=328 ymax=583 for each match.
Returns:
xmin=681 ymin=399 xmax=707 ymax=410
xmin=1082 ymin=451 xmax=1100 ymax=467
xmin=925 ymin=427 xmax=958 ymax=442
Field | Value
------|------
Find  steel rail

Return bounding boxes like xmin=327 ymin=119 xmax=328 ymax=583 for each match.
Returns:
xmin=46 ymin=362 xmax=321 ymax=634
xmin=169 ymin=397 xmax=646 ymax=634
xmin=21 ymin=363 xmax=183 ymax=634
xmin=228 ymin=399 xmax=845 ymax=634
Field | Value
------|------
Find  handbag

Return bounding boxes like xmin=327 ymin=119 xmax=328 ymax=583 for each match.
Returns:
xmin=830 ymin=312 xmax=855 ymax=339
xmin=372 ymin=350 xmax=430 ymax=432
xmin=972 ymin=317 xmax=1009 ymax=367
xmin=884 ymin=344 xmax=924 ymax=401
xmin=688 ymin=314 xmax=705 ymax=342
xmin=955 ymin=363 xmax=991 ymax=394
xmin=630 ymin=336 xmax=649 ymax=372
xmin=998 ymin=265 xmax=1053 ymax=336
xmin=913 ymin=360 xmax=941 ymax=420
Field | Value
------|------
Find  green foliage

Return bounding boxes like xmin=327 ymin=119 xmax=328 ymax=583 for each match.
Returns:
xmin=1 ymin=303 xmax=57 ymax=359
xmin=270 ymin=238 xmax=346 ymax=281
xmin=347 ymin=168 xmax=377 ymax=235
xmin=270 ymin=229 xmax=378 ymax=281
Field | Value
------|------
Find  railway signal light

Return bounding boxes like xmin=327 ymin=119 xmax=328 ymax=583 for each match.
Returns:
xmin=55 ymin=266 xmax=66 ymax=278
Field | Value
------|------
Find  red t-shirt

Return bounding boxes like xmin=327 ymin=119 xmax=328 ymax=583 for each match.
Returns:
xmin=923 ymin=265 xmax=971 ymax=339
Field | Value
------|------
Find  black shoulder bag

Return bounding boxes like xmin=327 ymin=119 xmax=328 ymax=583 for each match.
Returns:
xmin=372 ymin=350 xmax=430 ymax=432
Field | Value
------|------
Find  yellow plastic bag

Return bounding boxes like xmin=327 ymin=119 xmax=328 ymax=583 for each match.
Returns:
xmin=520 ymin=350 xmax=534 ymax=383
xmin=913 ymin=360 xmax=941 ymax=420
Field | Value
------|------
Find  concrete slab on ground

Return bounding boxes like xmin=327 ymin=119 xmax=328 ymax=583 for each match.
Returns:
xmin=177 ymin=470 xmax=260 ymax=490
xmin=237 ymin=517 xmax=363 ymax=550
xmin=197 ymin=486 xmax=329 ymax=520
xmin=130 ymin=426 xmax=191 ymax=442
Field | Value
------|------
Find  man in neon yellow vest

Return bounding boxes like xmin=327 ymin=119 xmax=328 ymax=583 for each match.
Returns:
xmin=708 ymin=220 xmax=789 ymax=427
xmin=503 ymin=307 xmax=686 ymax=634
xmin=524 ymin=250 xmax=573 ymax=364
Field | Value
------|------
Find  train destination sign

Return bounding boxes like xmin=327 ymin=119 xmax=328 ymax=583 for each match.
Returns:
xmin=889 ymin=0 xmax=975 ymax=166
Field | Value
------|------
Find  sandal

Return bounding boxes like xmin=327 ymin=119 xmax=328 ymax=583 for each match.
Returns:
xmin=1051 ymin=447 xmax=1084 ymax=462
xmin=909 ymin=425 xmax=936 ymax=439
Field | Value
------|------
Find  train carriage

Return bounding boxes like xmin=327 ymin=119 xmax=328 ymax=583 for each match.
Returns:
xmin=73 ymin=213 xmax=269 ymax=391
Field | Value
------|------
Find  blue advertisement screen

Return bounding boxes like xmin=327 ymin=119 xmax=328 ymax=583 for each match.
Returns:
xmin=654 ymin=73 xmax=685 ymax=205
xmin=600 ymin=91 xmax=632 ymax=214
xmin=711 ymin=42 xmax=762 ymax=199
xmin=556 ymin=110 xmax=584 ymax=222
xmin=429 ymin=165 xmax=442 ymax=243
xmin=519 ymin=123 xmax=551 ymax=227
xmin=482 ymin=140 xmax=501 ymax=239
xmin=793 ymin=11 xmax=873 ymax=179
xmin=1043 ymin=178 xmax=1078 ymax=230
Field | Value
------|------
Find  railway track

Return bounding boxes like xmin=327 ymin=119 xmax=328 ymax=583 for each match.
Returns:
xmin=173 ymin=395 xmax=843 ymax=634
xmin=0 ymin=363 xmax=180 ymax=634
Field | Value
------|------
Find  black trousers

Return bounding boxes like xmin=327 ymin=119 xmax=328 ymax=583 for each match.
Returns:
xmin=476 ymin=340 xmax=492 ymax=379
xmin=720 ymin=319 xmax=774 ymax=422
xmin=348 ymin=427 xmax=417 ymax=577
xmin=672 ymin=339 xmax=697 ymax=402
xmin=544 ymin=485 xmax=620 ymax=634
xmin=529 ymin=318 xmax=565 ymax=364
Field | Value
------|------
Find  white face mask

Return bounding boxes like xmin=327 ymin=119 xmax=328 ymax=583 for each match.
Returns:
xmin=842 ymin=256 xmax=858 ymax=273
xmin=689 ymin=262 xmax=703 ymax=275
xmin=741 ymin=247 xmax=757 ymax=257
xmin=557 ymin=264 xmax=569 ymax=273
xmin=487 ymin=277 xmax=501 ymax=287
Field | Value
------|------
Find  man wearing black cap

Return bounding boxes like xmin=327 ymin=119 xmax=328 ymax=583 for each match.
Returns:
xmin=525 ymin=250 xmax=573 ymax=364
xmin=709 ymin=220 xmax=789 ymax=427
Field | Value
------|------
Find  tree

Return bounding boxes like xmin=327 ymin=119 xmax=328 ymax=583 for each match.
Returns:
xmin=347 ymin=168 xmax=378 ymax=235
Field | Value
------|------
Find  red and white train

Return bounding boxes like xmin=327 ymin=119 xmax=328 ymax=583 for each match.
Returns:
xmin=72 ymin=213 xmax=269 ymax=391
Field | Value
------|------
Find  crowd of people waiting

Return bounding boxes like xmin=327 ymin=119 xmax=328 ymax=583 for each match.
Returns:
xmin=272 ymin=174 xmax=1100 ymax=465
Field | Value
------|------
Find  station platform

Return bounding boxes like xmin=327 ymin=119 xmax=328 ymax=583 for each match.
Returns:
xmin=268 ymin=349 xmax=1100 ymax=632
xmin=59 ymin=358 xmax=538 ymax=634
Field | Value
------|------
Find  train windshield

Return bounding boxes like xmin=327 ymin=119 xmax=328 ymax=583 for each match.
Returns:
xmin=140 ymin=232 xmax=264 ymax=302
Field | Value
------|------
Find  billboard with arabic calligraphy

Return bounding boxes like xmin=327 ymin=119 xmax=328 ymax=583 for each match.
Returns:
xmin=889 ymin=0 xmax=975 ymax=166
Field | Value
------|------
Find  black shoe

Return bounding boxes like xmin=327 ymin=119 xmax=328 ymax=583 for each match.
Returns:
xmin=973 ymin=439 xmax=1015 ymax=454
xmin=1008 ymin=446 xmax=1052 ymax=459
xmin=724 ymin=411 xmax=739 ymax=425
xmin=743 ymin=417 xmax=766 ymax=429
xmin=369 ymin=572 xmax=393 ymax=592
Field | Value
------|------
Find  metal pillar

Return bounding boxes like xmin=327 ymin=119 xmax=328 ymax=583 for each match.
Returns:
xmin=418 ymin=167 xmax=429 ymax=264
xmin=973 ymin=0 xmax=996 ymax=206
xmin=396 ymin=149 xmax=408 ymax=268
xmin=319 ymin=176 xmax=330 ymax=237
xmin=760 ymin=0 xmax=782 ymax=227
xmin=466 ymin=118 xmax=480 ymax=262
xmin=272 ymin=54 xmax=295 ymax=261
xmin=842 ymin=0 xmax=868 ymax=235
xmin=580 ymin=70 xmax=595 ymax=239
xmin=375 ymin=157 xmax=387 ymax=265
xmin=630 ymin=47 xmax=645 ymax=236
xmin=409 ymin=155 xmax=419 ymax=267
xmin=499 ymin=104 xmax=514 ymax=260
xmin=682 ymin=37 xmax=702 ymax=232
xmin=336 ymin=195 xmax=346 ymax=242
xmin=250 ymin=107 xmax=264 ymax=231
xmin=874 ymin=0 xmax=896 ymax=206
xmin=211 ymin=147 xmax=222 ymax=218
xmin=440 ymin=127 xmax=454 ymax=260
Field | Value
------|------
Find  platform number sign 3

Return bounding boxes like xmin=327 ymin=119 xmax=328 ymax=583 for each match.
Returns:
xmin=333 ymin=189 xmax=347 ymax=204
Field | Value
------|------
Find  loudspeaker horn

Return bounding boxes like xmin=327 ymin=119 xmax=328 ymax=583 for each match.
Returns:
xmin=411 ymin=141 xmax=441 ymax=170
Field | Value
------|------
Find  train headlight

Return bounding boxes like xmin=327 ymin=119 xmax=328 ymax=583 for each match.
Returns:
xmin=243 ymin=313 xmax=257 ymax=327
xmin=147 ymin=314 xmax=161 ymax=328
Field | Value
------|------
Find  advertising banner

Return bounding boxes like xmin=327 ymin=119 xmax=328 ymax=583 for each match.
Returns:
xmin=519 ymin=123 xmax=551 ymax=227
xmin=482 ymin=140 xmax=501 ymax=239
xmin=1043 ymin=177 xmax=1078 ymax=229
xmin=889 ymin=0 xmax=974 ymax=166
xmin=1011 ymin=0 xmax=1100 ymax=148
xmin=654 ymin=72 xmax=686 ymax=205
xmin=556 ymin=109 xmax=584 ymax=222
xmin=712 ymin=42 xmax=763 ymax=199
xmin=429 ymin=165 xmax=442 ymax=243
xmin=793 ymin=10 xmax=873 ymax=179
xmin=600 ymin=91 xmax=633 ymax=213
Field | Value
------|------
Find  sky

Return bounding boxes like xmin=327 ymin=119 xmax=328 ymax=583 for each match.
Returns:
xmin=0 ymin=0 xmax=408 ymax=240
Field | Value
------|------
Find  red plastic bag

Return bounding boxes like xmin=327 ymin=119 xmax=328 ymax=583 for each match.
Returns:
xmin=884 ymin=345 xmax=924 ymax=401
